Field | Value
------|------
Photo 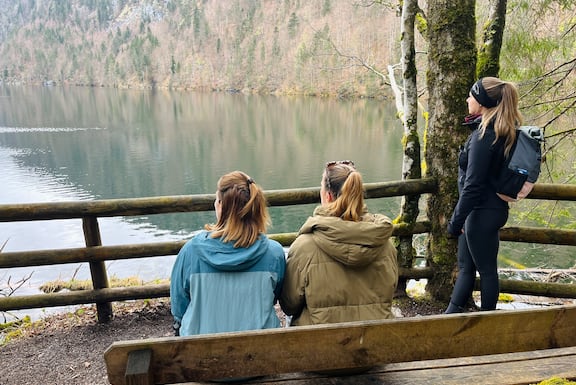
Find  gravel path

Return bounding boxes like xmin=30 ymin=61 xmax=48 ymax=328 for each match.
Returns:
xmin=0 ymin=300 xmax=174 ymax=385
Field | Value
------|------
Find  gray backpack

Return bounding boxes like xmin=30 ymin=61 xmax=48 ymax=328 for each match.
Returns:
xmin=495 ymin=126 xmax=543 ymax=202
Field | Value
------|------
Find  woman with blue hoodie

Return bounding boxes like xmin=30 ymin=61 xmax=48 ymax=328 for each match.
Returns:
xmin=170 ymin=171 xmax=286 ymax=336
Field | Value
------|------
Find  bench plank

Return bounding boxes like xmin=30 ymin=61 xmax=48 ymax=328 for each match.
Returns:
xmin=105 ymin=305 xmax=576 ymax=385
xmin=377 ymin=347 xmax=576 ymax=385
xmin=243 ymin=346 xmax=576 ymax=384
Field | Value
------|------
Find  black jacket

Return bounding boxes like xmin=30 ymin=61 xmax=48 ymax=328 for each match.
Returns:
xmin=447 ymin=118 xmax=508 ymax=236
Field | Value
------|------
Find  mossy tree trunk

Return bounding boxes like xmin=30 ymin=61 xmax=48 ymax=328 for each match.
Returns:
xmin=477 ymin=0 xmax=508 ymax=78
xmin=425 ymin=0 xmax=477 ymax=302
xmin=395 ymin=0 xmax=421 ymax=297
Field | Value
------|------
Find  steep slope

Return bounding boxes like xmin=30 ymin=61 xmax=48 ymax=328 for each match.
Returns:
xmin=0 ymin=0 xmax=398 ymax=96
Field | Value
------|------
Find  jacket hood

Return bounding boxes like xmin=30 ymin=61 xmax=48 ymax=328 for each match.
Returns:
xmin=195 ymin=231 xmax=269 ymax=271
xmin=298 ymin=206 xmax=394 ymax=267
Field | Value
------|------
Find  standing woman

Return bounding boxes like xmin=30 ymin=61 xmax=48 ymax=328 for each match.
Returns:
xmin=170 ymin=171 xmax=286 ymax=335
xmin=446 ymin=77 xmax=522 ymax=313
xmin=280 ymin=160 xmax=398 ymax=325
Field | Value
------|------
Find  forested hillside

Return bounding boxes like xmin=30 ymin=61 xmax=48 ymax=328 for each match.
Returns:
xmin=0 ymin=0 xmax=573 ymax=104
xmin=0 ymin=0 xmax=398 ymax=96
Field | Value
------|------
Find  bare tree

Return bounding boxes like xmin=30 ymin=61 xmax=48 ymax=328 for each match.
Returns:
xmin=393 ymin=0 xmax=422 ymax=297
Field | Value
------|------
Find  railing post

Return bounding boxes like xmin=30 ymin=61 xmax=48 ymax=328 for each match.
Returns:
xmin=82 ymin=216 xmax=113 ymax=323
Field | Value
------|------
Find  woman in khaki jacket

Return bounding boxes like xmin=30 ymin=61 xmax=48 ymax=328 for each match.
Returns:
xmin=280 ymin=160 xmax=398 ymax=326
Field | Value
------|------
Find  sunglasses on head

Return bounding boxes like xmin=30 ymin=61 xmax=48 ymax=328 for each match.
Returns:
xmin=324 ymin=160 xmax=355 ymax=194
xmin=325 ymin=160 xmax=355 ymax=168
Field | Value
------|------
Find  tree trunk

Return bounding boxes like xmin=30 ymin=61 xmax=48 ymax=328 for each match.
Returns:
xmin=396 ymin=0 xmax=421 ymax=297
xmin=476 ymin=0 xmax=508 ymax=77
xmin=425 ymin=0 xmax=477 ymax=302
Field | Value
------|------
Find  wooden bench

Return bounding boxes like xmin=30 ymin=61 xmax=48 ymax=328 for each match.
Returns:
xmin=104 ymin=305 xmax=576 ymax=385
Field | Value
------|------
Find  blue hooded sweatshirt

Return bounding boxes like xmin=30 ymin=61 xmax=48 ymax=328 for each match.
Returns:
xmin=170 ymin=230 xmax=286 ymax=336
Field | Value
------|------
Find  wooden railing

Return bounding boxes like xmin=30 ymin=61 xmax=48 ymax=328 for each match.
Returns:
xmin=1 ymin=179 xmax=575 ymax=322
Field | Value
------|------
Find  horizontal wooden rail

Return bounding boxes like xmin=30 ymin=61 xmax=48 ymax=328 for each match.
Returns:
xmin=6 ymin=273 xmax=576 ymax=313
xmin=0 ymin=241 xmax=186 ymax=269
xmin=529 ymin=183 xmax=576 ymax=201
xmin=0 ymin=267 xmax=434 ymax=311
xmin=0 ymin=222 xmax=432 ymax=269
xmin=499 ymin=226 xmax=576 ymax=245
xmin=4 ymin=222 xmax=576 ymax=270
xmin=0 ymin=179 xmax=438 ymax=222
xmin=0 ymin=194 xmax=215 ymax=222
xmin=0 ymin=180 xmax=571 ymax=224
xmin=499 ymin=279 xmax=576 ymax=298
xmin=0 ymin=285 xmax=170 ymax=311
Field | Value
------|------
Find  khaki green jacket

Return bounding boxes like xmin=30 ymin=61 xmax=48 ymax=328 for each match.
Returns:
xmin=280 ymin=206 xmax=398 ymax=326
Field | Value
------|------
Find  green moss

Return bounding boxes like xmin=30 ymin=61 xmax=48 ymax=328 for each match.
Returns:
xmin=0 ymin=315 xmax=31 ymax=331
xmin=393 ymin=221 xmax=417 ymax=232
xmin=476 ymin=47 xmax=500 ymax=78
xmin=428 ymin=5 xmax=474 ymax=34
xmin=536 ymin=378 xmax=576 ymax=385
xmin=0 ymin=315 xmax=32 ymax=346
xmin=498 ymin=255 xmax=526 ymax=269
xmin=39 ymin=275 xmax=161 ymax=293
xmin=498 ymin=293 xmax=514 ymax=303
xmin=431 ymin=236 xmax=457 ymax=266
xmin=401 ymin=133 xmax=408 ymax=147
xmin=422 ymin=126 xmax=429 ymax=176
xmin=404 ymin=131 xmax=420 ymax=148
xmin=415 ymin=12 xmax=427 ymax=36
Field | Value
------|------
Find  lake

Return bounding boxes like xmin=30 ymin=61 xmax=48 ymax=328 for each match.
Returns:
xmin=1 ymin=85 xmax=574 ymax=320
xmin=0 ymin=85 xmax=404 ymax=297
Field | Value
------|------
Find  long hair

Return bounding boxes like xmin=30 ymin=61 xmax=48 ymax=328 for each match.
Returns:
xmin=478 ymin=77 xmax=523 ymax=157
xmin=205 ymin=171 xmax=270 ymax=248
xmin=323 ymin=163 xmax=366 ymax=221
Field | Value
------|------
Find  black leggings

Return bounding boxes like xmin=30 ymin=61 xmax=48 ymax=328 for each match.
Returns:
xmin=450 ymin=208 xmax=509 ymax=310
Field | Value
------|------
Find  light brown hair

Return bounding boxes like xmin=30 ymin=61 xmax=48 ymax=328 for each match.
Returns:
xmin=323 ymin=162 xmax=366 ymax=221
xmin=478 ymin=77 xmax=523 ymax=157
xmin=206 ymin=171 xmax=270 ymax=248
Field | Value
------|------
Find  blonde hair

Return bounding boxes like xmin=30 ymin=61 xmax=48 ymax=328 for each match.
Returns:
xmin=206 ymin=171 xmax=270 ymax=248
xmin=478 ymin=77 xmax=523 ymax=157
xmin=323 ymin=163 xmax=366 ymax=221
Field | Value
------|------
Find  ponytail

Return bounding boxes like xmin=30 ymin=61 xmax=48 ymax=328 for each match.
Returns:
xmin=206 ymin=171 xmax=270 ymax=248
xmin=324 ymin=166 xmax=366 ymax=221
xmin=478 ymin=77 xmax=523 ymax=157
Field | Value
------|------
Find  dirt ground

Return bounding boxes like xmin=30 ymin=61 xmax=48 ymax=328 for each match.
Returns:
xmin=3 ymin=295 xmax=576 ymax=385
xmin=0 ymin=299 xmax=175 ymax=385
xmin=0 ymin=296 xmax=447 ymax=385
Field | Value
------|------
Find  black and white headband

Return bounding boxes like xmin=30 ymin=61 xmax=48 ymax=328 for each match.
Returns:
xmin=470 ymin=78 xmax=499 ymax=108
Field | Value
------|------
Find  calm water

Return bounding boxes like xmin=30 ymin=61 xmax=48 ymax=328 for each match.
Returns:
xmin=0 ymin=85 xmax=404 ymax=297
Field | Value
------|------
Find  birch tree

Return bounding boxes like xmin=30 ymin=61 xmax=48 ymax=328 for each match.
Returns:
xmin=392 ymin=0 xmax=422 ymax=297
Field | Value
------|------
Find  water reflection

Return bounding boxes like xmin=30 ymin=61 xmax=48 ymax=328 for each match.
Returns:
xmin=0 ymin=86 xmax=403 ymax=291
xmin=0 ymin=86 xmax=404 ymax=235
